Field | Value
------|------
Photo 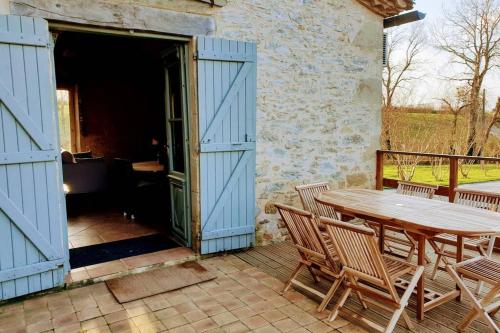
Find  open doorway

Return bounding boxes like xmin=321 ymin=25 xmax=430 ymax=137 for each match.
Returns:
xmin=53 ymin=30 xmax=191 ymax=268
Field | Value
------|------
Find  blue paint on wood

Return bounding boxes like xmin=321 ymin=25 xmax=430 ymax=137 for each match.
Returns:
xmin=198 ymin=37 xmax=257 ymax=254
xmin=0 ymin=15 xmax=67 ymax=300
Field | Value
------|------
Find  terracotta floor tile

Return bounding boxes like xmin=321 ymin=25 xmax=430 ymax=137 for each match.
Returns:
xmin=81 ymin=317 xmax=107 ymax=331
xmin=169 ymin=324 xmax=196 ymax=333
xmin=211 ymin=312 xmax=238 ymax=327
xmin=260 ymin=309 xmax=287 ymax=323
xmin=241 ymin=315 xmax=268 ymax=330
xmin=105 ymin=310 xmax=129 ymax=324
xmin=304 ymin=321 xmax=333 ymax=333
xmin=153 ymin=307 xmax=179 ymax=321
xmin=253 ymin=325 xmax=281 ymax=333
xmin=221 ymin=322 xmax=249 ymax=333
xmin=99 ymin=303 xmax=124 ymax=315
xmin=52 ymin=313 xmax=78 ymax=328
xmin=109 ymin=319 xmax=138 ymax=333
xmin=160 ymin=314 xmax=188 ymax=330
xmin=26 ymin=320 xmax=53 ymax=333
xmin=190 ymin=318 xmax=218 ymax=333
xmin=183 ymin=309 xmax=207 ymax=323
xmin=86 ymin=261 xmax=128 ymax=279
xmin=273 ymin=318 xmax=300 ymax=332
xmin=53 ymin=323 xmax=81 ymax=333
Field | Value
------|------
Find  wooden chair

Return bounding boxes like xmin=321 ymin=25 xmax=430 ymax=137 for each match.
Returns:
xmin=274 ymin=203 xmax=344 ymax=312
xmin=396 ymin=180 xmax=439 ymax=199
xmin=295 ymin=182 xmax=339 ymax=220
xmin=367 ymin=181 xmax=438 ymax=261
xmin=429 ymin=188 xmax=500 ymax=289
xmin=445 ymin=257 xmax=500 ymax=332
xmin=321 ymin=217 xmax=424 ymax=333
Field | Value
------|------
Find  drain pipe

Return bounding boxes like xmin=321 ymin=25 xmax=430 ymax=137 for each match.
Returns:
xmin=384 ymin=10 xmax=426 ymax=29
xmin=0 ymin=0 xmax=9 ymax=15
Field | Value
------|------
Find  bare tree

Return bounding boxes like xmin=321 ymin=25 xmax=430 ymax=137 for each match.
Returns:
xmin=382 ymin=25 xmax=426 ymax=150
xmin=435 ymin=0 xmax=500 ymax=155
xmin=383 ymin=25 xmax=427 ymax=109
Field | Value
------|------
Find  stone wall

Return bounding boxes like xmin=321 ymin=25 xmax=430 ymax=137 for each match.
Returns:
xmin=12 ymin=0 xmax=383 ymax=245
xmin=206 ymin=0 xmax=384 ymax=243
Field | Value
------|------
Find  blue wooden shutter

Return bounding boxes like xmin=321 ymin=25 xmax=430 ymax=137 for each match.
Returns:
xmin=0 ymin=15 xmax=68 ymax=300
xmin=197 ymin=37 xmax=256 ymax=254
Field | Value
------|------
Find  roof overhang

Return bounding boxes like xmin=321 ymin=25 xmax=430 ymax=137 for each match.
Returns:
xmin=356 ymin=0 xmax=414 ymax=18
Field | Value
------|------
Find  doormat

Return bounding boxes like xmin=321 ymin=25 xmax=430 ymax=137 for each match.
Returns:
xmin=106 ymin=261 xmax=215 ymax=303
xmin=69 ymin=234 xmax=178 ymax=269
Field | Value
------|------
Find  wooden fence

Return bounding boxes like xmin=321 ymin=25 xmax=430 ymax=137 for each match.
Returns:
xmin=375 ymin=150 xmax=500 ymax=202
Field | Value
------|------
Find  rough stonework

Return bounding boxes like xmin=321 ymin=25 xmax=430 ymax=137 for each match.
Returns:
xmin=207 ymin=0 xmax=384 ymax=243
xmin=12 ymin=0 xmax=383 ymax=245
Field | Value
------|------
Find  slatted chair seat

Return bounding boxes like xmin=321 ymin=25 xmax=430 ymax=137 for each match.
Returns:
xmin=430 ymin=188 xmax=500 ymax=288
xmin=383 ymin=256 xmax=415 ymax=279
xmin=321 ymin=217 xmax=424 ymax=333
xmin=446 ymin=257 xmax=500 ymax=332
xmin=456 ymin=257 xmax=500 ymax=285
xmin=432 ymin=233 xmax=489 ymax=248
xmin=275 ymin=203 xmax=344 ymax=312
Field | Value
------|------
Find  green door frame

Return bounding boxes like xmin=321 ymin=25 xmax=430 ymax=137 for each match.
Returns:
xmin=164 ymin=44 xmax=192 ymax=247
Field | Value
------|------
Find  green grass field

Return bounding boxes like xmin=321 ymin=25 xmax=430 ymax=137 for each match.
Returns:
xmin=383 ymin=164 xmax=500 ymax=186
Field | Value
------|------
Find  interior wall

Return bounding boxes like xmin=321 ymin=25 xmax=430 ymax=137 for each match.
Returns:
xmin=55 ymin=32 xmax=172 ymax=162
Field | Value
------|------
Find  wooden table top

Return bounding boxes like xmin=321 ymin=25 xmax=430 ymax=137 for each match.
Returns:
xmin=316 ymin=189 xmax=500 ymax=237
xmin=459 ymin=181 xmax=500 ymax=195
xmin=132 ymin=161 xmax=164 ymax=173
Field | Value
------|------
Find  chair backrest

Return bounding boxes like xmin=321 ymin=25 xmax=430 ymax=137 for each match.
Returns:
xmin=396 ymin=181 xmax=438 ymax=199
xmin=275 ymin=203 xmax=338 ymax=271
xmin=321 ymin=217 xmax=391 ymax=285
xmin=454 ymin=188 xmax=500 ymax=212
xmin=295 ymin=182 xmax=338 ymax=219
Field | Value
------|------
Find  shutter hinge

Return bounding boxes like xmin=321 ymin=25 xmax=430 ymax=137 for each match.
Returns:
xmin=193 ymin=51 xmax=198 ymax=60
xmin=197 ymin=232 xmax=201 ymax=241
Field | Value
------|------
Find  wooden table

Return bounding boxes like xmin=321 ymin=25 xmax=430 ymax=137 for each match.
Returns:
xmin=315 ymin=189 xmax=500 ymax=320
xmin=132 ymin=161 xmax=164 ymax=173
xmin=460 ymin=181 xmax=500 ymax=195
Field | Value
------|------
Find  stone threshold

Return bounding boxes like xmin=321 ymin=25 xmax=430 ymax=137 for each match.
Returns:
xmin=65 ymin=247 xmax=198 ymax=288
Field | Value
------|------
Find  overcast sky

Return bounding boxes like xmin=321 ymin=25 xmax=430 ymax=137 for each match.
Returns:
xmin=396 ymin=0 xmax=500 ymax=109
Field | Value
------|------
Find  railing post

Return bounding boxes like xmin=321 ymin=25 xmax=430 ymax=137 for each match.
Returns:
xmin=376 ymin=150 xmax=384 ymax=190
xmin=449 ymin=157 xmax=458 ymax=202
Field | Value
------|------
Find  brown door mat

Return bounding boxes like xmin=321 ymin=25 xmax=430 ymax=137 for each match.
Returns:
xmin=105 ymin=261 xmax=215 ymax=303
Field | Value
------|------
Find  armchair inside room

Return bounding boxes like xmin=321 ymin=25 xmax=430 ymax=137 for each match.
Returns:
xmin=62 ymin=151 xmax=108 ymax=195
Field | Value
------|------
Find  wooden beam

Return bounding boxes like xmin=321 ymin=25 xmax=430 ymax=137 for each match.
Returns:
xmin=12 ymin=0 xmax=216 ymax=36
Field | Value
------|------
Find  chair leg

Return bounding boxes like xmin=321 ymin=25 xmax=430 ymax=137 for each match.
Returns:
xmin=430 ymin=243 xmax=446 ymax=280
xmin=385 ymin=308 xmax=405 ymax=333
xmin=283 ymin=263 xmax=303 ymax=294
xmin=329 ymin=286 xmax=352 ymax=322
xmin=446 ymin=265 xmax=500 ymax=332
xmin=401 ymin=310 xmax=414 ymax=331
xmin=317 ymin=276 xmax=342 ymax=312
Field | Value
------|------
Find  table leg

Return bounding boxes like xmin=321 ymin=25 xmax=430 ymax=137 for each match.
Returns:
xmin=379 ymin=223 xmax=385 ymax=254
xmin=456 ymin=235 xmax=464 ymax=302
xmin=417 ymin=235 xmax=425 ymax=320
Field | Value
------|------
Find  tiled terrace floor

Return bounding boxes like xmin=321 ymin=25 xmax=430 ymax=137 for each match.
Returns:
xmin=2 ymin=242 xmax=499 ymax=333
xmin=0 ymin=254 xmax=357 ymax=333
xmin=236 ymin=242 xmax=500 ymax=333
